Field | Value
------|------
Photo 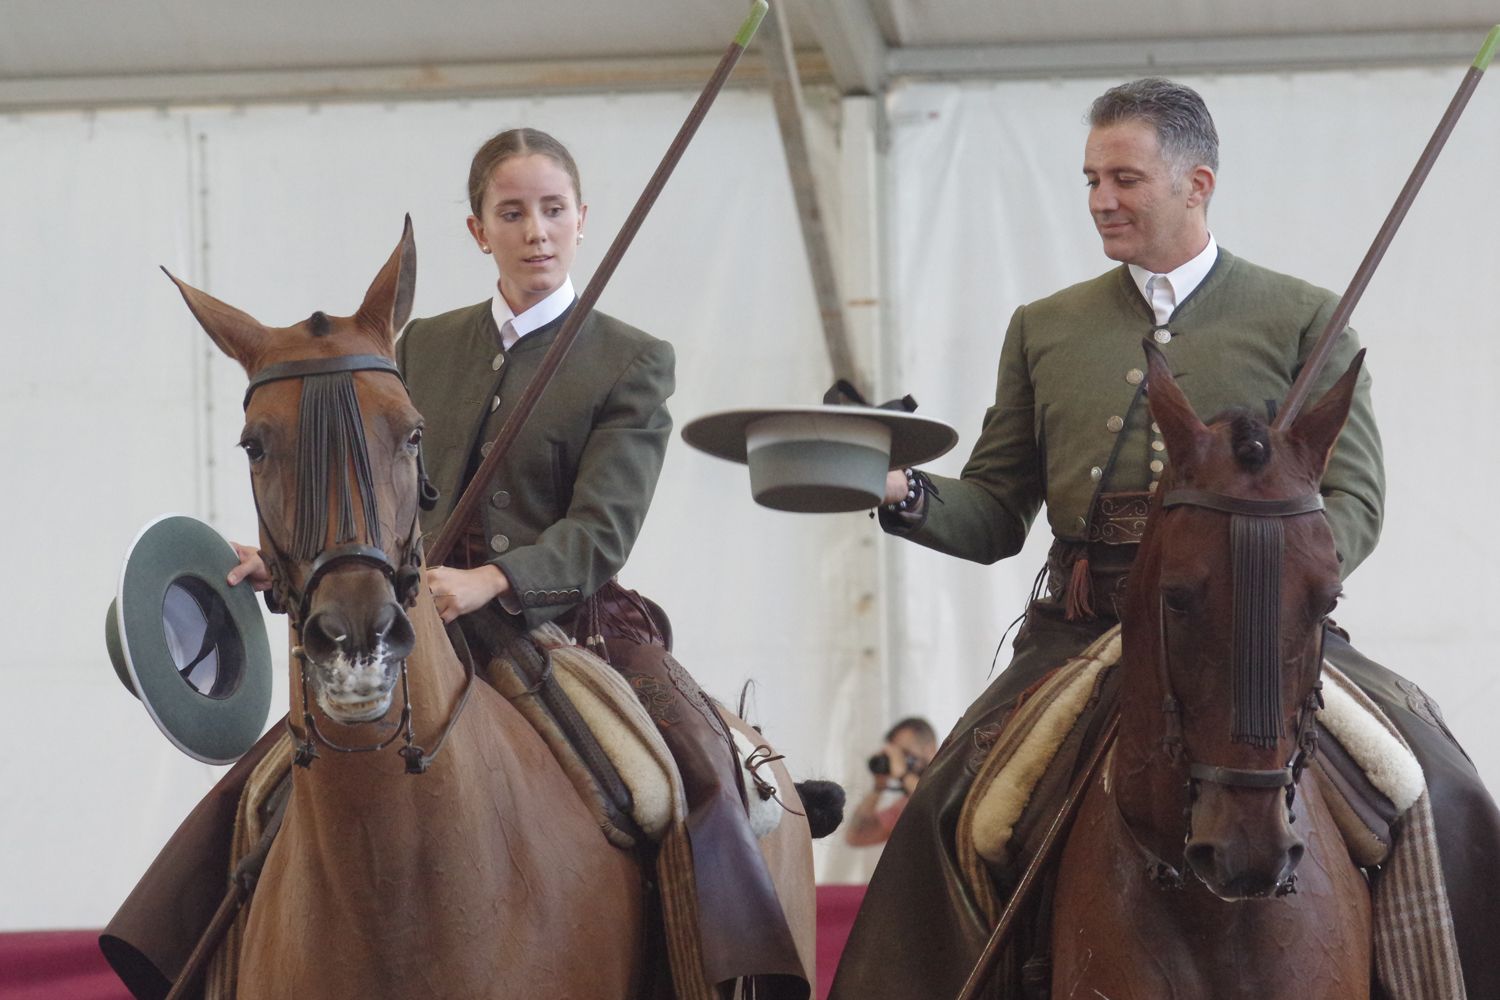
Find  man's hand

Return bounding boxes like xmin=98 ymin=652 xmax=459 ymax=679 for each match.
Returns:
xmin=426 ymin=564 xmax=511 ymax=624
xmin=227 ymin=542 xmax=272 ymax=591
xmin=883 ymin=469 xmax=910 ymax=505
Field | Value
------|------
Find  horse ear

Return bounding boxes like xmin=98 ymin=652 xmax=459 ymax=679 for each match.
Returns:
xmin=1143 ymin=340 xmax=1208 ymax=472
xmin=163 ymin=268 xmax=268 ymax=370
xmin=1287 ymin=349 xmax=1364 ymax=479
xmin=355 ymin=215 xmax=417 ymax=349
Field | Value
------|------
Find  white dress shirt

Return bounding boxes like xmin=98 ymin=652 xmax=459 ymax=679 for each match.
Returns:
xmin=489 ymin=277 xmax=576 ymax=350
xmin=1128 ymin=235 xmax=1219 ymax=325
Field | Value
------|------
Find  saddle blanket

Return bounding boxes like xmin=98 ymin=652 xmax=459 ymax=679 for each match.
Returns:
xmin=960 ymin=624 xmax=1464 ymax=1000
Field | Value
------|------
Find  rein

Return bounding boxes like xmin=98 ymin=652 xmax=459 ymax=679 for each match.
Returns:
xmin=243 ymin=353 xmax=471 ymax=775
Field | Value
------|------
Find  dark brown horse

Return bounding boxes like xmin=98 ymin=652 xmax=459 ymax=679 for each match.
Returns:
xmin=1051 ymin=343 xmax=1372 ymax=997
xmin=168 ymin=220 xmax=816 ymax=999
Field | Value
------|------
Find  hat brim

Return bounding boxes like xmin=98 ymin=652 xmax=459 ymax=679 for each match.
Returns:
xmin=110 ymin=514 xmax=273 ymax=764
xmin=681 ymin=405 xmax=958 ymax=469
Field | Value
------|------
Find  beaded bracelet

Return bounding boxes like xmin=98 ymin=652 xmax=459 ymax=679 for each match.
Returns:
xmin=887 ymin=467 xmax=921 ymax=512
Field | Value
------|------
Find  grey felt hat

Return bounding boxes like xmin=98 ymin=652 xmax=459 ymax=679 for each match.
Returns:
xmin=105 ymin=514 xmax=273 ymax=764
xmin=682 ymin=389 xmax=958 ymax=513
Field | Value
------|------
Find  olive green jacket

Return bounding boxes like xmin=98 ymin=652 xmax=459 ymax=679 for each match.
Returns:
xmin=898 ymin=248 xmax=1384 ymax=577
xmin=396 ymin=300 xmax=675 ymax=627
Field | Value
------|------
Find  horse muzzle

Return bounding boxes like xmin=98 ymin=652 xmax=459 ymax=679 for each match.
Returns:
xmin=299 ymin=566 xmax=415 ymax=724
xmin=1184 ymin=782 xmax=1304 ymax=899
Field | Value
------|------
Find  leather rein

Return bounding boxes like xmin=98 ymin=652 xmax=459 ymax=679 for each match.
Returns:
xmin=242 ymin=353 xmax=473 ymax=775
xmin=1131 ymin=486 xmax=1328 ymax=893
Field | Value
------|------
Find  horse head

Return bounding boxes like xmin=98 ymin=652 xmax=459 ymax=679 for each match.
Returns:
xmin=167 ymin=219 xmax=431 ymax=730
xmin=1123 ymin=340 xmax=1364 ymax=899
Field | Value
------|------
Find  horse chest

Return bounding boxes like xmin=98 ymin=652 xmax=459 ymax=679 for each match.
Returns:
xmin=1051 ymin=774 xmax=1371 ymax=999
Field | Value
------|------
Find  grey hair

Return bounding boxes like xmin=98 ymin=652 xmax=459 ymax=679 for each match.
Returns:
xmin=1089 ymin=78 xmax=1219 ymax=181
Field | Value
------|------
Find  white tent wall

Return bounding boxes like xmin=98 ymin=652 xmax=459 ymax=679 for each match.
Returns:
xmin=3 ymin=58 xmax=1498 ymax=931
xmin=0 ymin=88 xmax=868 ymax=929
xmin=885 ymin=67 xmax=1500 ymax=806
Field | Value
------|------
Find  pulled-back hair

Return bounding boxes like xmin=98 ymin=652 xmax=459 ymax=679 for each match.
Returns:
xmin=1089 ymin=78 xmax=1219 ymax=180
xmin=885 ymin=716 xmax=938 ymax=747
xmin=467 ymin=127 xmax=582 ymax=215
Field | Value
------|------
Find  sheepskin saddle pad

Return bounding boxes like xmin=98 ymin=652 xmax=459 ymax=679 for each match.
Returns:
xmin=967 ymin=625 xmax=1424 ymax=871
xmin=487 ymin=622 xmax=686 ymax=850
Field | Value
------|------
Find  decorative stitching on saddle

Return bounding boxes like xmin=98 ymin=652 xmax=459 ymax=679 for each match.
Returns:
xmin=968 ymin=721 xmax=1005 ymax=776
xmin=625 ymin=673 xmax=682 ymax=728
xmin=664 ymin=653 xmax=736 ymax=753
xmin=1396 ymin=677 xmax=1444 ymax=730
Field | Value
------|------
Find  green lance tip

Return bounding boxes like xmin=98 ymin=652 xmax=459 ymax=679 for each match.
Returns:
xmin=736 ymin=0 xmax=770 ymax=48
xmin=1476 ymin=25 xmax=1499 ymax=71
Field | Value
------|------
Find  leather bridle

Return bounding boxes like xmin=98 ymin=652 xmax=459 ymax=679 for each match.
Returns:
xmin=242 ymin=353 xmax=472 ymax=775
xmin=1138 ymin=486 xmax=1329 ymax=893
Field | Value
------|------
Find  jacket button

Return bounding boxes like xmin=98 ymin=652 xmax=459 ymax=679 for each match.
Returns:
xmin=1126 ymin=368 xmax=1144 ymax=386
xmin=491 ymin=490 xmax=511 ymax=509
xmin=1154 ymin=328 xmax=1172 ymax=344
xmin=1089 ymin=466 xmax=1103 ymax=481
xmin=490 ymin=395 xmax=501 ymax=413
xmin=492 ymin=352 xmax=505 ymax=372
xmin=490 ymin=534 xmax=510 ymax=554
xmin=1150 ymin=459 xmax=1165 ymax=474
xmin=481 ymin=440 xmax=494 ymax=457
xmin=1106 ymin=415 xmax=1124 ymax=433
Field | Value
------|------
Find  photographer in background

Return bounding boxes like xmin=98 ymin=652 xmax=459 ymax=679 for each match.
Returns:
xmin=845 ymin=717 xmax=939 ymax=848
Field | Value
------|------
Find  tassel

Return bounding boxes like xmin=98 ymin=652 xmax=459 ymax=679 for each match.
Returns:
xmin=1065 ymin=555 xmax=1094 ymax=621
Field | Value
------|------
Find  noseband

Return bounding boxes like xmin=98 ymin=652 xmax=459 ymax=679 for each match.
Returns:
xmin=242 ymin=353 xmax=470 ymax=775
xmin=1143 ymin=487 xmax=1328 ymax=892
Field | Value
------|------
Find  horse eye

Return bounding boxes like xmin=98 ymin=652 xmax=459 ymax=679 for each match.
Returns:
xmin=239 ymin=437 xmax=265 ymax=463
xmin=1160 ymin=584 xmax=1197 ymax=616
xmin=406 ymin=427 xmax=423 ymax=450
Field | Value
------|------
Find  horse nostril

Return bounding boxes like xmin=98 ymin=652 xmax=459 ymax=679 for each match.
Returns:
xmin=372 ymin=604 xmax=397 ymax=639
xmin=1184 ymin=841 xmax=1220 ymax=881
xmin=303 ymin=610 xmax=350 ymax=658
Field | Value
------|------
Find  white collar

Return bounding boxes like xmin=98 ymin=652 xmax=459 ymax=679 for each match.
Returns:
xmin=490 ymin=277 xmax=575 ymax=349
xmin=1127 ymin=235 xmax=1218 ymax=317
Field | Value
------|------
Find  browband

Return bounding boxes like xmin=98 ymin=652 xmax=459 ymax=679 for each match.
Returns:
xmin=244 ymin=354 xmax=402 ymax=409
xmin=1162 ymin=489 xmax=1324 ymax=518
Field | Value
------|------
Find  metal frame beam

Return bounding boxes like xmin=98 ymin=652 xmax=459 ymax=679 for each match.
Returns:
xmin=795 ymin=0 xmax=888 ymax=95
xmin=0 ymin=52 xmax=833 ymax=113
xmin=889 ymin=29 xmax=1493 ymax=81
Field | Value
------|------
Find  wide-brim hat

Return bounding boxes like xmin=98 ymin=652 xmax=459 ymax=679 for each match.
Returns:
xmin=106 ymin=515 xmax=273 ymax=764
xmin=682 ymin=396 xmax=958 ymax=513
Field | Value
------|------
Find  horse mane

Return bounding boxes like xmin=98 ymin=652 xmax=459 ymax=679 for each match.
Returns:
xmin=1207 ymin=407 xmax=1272 ymax=472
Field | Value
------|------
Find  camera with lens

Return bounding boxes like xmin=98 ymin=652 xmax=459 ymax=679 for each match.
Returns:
xmin=868 ymin=751 xmax=921 ymax=776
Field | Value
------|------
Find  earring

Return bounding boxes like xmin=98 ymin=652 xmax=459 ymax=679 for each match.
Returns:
xmin=480 ymin=246 xmax=491 ymax=254
xmin=576 ymin=233 xmax=584 ymax=245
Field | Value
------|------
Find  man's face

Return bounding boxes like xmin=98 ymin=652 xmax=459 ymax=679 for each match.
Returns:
xmin=1083 ymin=120 xmax=1212 ymax=273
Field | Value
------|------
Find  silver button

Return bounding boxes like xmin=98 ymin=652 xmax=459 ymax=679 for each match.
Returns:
xmin=1074 ymin=516 xmax=1087 ymax=531
xmin=1151 ymin=422 xmax=1161 ymax=434
xmin=1125 ymin=368 xmax=1144 ymax=386
xmin=481 ymin=441 xmax=494 ymax=457
xmin=489 ymin=534 xmax=510 ymax=553
xmin=1106 ymin=415 xmax=1124 ymax=433
xmin=1151 ymin=440 xmax=1165 ymax=452
xmin=1154 ymin=329 xmax=1172 ymax=344
xmin=491 ymin=490 xmax=511 ymax=509
xmin=1089 ymin=466 xmax=1103 ymax=481
xmin=490 ymin=395 xmax=501 ymax=412
xmin=492 ymin=352 xmax=505 ymax=372
xmin=1149 ymin=459 xmax=1165 ymax=474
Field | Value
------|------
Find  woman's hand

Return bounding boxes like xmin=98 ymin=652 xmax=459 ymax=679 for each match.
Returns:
xmin=227 ymin=542 xmax=272 ymax=591
xmin=427 ymin=564 xmax=511 ymax=623
xmin=883 ymin=469 xmax=910 ymax=505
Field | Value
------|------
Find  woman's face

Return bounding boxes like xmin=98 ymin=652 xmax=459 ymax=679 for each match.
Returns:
xmin=467 ymin=153 xmax=587 ymax=314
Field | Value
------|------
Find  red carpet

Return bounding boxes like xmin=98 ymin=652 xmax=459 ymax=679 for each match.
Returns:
xmin=3 ymin=887 xmax=867 ymax=999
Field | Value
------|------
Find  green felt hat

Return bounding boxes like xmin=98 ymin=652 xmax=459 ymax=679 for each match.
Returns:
xmin=105 ymin=515 xmax=273 ymax=764
xmin=682 ymin=403 xmax=958 ymax=513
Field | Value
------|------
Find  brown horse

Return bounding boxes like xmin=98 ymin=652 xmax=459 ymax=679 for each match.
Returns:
xmin=1051 ymin=343 xmax=1372 ymax=998
xmin=167 ymin=220 xmax=816 ymax=999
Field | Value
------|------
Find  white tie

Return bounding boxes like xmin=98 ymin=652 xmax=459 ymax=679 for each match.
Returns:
xmin=1146 ymin=274 xmax=1176 ymax=326
xmin=499 ymin=318 xmax=518 ymax=351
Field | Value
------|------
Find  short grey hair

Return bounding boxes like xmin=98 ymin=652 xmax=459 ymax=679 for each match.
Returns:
xmin=1089 ymin=78 xmax=1219 ymax=180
